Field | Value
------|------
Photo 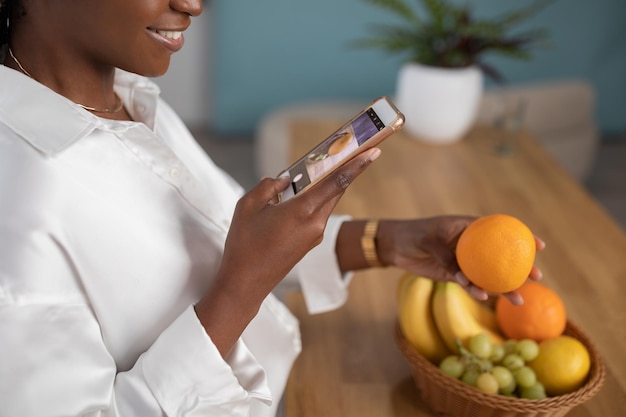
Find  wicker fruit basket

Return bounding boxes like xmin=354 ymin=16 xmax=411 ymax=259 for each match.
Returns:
xmin=395 ymin=320 xmax=606 ymax=417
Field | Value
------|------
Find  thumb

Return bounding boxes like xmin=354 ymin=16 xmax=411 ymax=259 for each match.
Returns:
xmin=253 ymin=176 xmax=290 ymax=205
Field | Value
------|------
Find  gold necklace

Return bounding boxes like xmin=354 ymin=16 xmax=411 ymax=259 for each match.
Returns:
xmin=8 ymin=48 xmax=124 ymax=114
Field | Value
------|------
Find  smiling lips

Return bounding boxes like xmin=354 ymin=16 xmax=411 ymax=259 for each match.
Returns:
xmin=156 ymin=29 xmax=183 ymax=40
xmin=148 ymin=28 xmax=185 ymax=52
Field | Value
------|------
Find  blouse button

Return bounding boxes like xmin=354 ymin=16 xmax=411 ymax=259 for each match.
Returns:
xmin=169 ymin=167 xmax=180 ymax=178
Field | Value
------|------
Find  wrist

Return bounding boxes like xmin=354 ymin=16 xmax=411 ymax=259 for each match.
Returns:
xmin=361 ymin=220 xmax=384 ymax=267
xmin=374 ymin=219 xmax=401 ymax=268
xmin=195 ymin=277 xmax=262 ymax=357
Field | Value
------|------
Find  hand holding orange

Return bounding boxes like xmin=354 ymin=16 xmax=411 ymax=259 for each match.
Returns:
xmin=456 ymin=214 xmax=536 ymax=294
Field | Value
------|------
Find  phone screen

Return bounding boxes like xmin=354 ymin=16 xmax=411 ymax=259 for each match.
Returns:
xmin=282 ymin=108 xmax=386 ymax=197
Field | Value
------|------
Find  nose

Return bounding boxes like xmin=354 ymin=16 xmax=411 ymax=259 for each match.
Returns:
xmin=171 ymin=0 xmax=203 ymax=17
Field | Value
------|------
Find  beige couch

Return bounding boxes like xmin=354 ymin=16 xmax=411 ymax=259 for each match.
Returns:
xmin=255 ymin=79 xmax=599 ymax=182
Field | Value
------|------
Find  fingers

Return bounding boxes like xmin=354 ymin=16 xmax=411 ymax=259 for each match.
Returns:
xmin=528 ymin=265 xmax=543 ymax=281
xmin=454 ymin=271 xmax=524 ymax=305
xmin=503 ymin=291 xmax=524 ymax=306
xmin=327 ymin=147 xmax=381 ymax=193
xmin=453 ymin=271 xmax=469 ymax=286
xmin=249 ymin=176 xmax=290 ymax=206
xmin=453 ymin=271 xmax=488 ymax=301
xmin=535 ymin=236 xmax=546 ymax=251
xmin=299 ymin=147 xmax=381 ymax=206
xmin=529 ymin=236 xmax=545 ymax=281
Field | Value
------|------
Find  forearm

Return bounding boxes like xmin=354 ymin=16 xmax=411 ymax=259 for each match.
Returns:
xmin=335 ymin=220 xmax=370 ymax=272
xmin=338 ymin=216 xmax=477 ymax=284
xmin=194 ymin=278 xmax=263 ymax=358
xmin=336 ymin=219 xmax=399 ymax=272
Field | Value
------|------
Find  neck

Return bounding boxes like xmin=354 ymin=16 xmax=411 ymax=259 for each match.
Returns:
xmin=7 ymin=45 xmax=129 ymax=118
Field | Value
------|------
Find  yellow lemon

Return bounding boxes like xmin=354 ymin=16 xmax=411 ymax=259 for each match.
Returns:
xmin=529 ymin=335 xmax=591 ymax=396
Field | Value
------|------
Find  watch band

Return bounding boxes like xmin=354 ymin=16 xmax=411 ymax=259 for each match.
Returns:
xmin=361 ymin=220 xmax=383 ymax=267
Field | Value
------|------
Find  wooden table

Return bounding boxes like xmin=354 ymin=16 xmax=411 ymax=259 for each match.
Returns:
xmin=284 ymin=122 xmax=626 ymax=417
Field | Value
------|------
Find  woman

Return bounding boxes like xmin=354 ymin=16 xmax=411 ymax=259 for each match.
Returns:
xmin=0 ymin=1 xmax=543 ymax=416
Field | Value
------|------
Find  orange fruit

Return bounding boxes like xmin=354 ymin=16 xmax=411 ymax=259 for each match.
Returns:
xmin=529 ymin=335 xmax=591 ymax=396
xmin=495 ymin=281 xmax=567 ymax=341
xmin=456 ymin=214 xmax=536 ymax=293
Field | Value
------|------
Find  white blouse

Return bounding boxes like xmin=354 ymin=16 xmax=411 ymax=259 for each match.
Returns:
xmin=0 ymin=66 xmax=353 ymax=417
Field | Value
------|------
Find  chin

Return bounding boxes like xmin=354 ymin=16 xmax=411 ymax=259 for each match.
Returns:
xmin=121 ymin=59 xmax=171 ymax=78
xmin=147 ymin=68 xmax=170 ymax=78
xmin=140 ymin=67 xmax=170 ymax=78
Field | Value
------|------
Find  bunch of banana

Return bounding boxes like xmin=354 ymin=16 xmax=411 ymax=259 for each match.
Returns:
xmin=397 ymin=273 xmax=505 ymax=363
xmin=431 ymin=281 xmax=504 ymax=352
xmin=396 ymin=273 xmax=450 ymax=363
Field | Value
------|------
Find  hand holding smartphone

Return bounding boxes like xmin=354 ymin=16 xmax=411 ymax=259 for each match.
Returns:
xmin=277 ymin=96 xmax=404 ymax=202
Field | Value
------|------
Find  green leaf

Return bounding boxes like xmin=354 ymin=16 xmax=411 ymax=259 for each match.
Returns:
xmin=362 ymin=0 xmax=421 ymax=25
xmin=496 ymin=0 xmax=556 ymax=27
xmin=352 ymin=0 xmax=555 ymax=81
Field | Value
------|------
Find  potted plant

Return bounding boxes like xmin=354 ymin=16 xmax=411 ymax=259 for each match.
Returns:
xmin=354 ymin=0 xmax=554 ymax=143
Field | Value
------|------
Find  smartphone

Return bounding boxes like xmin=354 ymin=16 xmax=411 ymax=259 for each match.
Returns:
xmin=277 ymin=96 xmax=404 ymax=202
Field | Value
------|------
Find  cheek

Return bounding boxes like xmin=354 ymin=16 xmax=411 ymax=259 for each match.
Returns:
xmin=119 ymin=32 xmax=174 ymax=77
xmin=79 ymin=1 xmax=173 ymax=74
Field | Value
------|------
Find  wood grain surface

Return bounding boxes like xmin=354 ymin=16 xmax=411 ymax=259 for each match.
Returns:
xmin=284 ymin=122 xmax=626 ymax=417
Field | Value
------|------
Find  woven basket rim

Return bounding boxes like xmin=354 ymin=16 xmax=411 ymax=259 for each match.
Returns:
xmin=395 ymin=319 xmax=606 ymax=413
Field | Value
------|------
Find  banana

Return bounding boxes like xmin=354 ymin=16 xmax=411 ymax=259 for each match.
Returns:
xmin=397 ymin=273 xmax=450 ymax=363
xmin=432 ymin=281 xmax=504 ymax=353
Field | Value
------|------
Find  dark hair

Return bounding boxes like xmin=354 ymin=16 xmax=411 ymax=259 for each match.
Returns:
xmin=0 ymin=0 xmax=13 ymax=63
xmin=0 ymin=0 xmax=23 ymax=64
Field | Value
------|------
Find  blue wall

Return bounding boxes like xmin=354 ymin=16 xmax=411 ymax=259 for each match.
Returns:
xmin=212 ymin=0 xmax=626 ymax=135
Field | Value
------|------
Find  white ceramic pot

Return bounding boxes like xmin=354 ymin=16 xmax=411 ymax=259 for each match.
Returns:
xmin=395 ymin=62 xmax=483 ymax=144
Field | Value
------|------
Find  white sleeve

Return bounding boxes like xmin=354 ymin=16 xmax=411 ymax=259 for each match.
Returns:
xmin=276 ymin=214 xmax=354 ymax=315
xmin=0 ymin=303 xmax=269 ymax=417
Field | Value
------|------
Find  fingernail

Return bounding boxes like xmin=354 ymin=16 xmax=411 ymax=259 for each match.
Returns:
xmin=368 ymin=148 xmax=382 ymax=161
xmin=454 ymin=271 xmax=469 ymax=286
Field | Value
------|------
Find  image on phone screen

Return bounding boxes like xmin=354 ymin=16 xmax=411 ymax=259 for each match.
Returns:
xmin=283 ymin=108 xmax=385 ymax=196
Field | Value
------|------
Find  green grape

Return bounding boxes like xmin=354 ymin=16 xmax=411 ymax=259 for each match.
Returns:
xmin=514 ymin=366 xmax=537 ymax=388
xmin=516 ymin=339 xmax=540 ymax=362
xmin=464 ymin=361 xmax=482 ymax=374
xmin=491 ymin=366 xmax=514 ymax=389
xmin=439 ymin=355 xmax=465 ymax=379
xmin=479 ymin=359 xmax=493 ymax=372
xmin=490 ymin=343 xmax=505 ymax=363
xmin=503 ymin=339 xmax=518 ymax=355
xmin=476 ymin=372 xmax=499 ymax=395
xmin=502 ymin=353 xmax=524 ymax=371
xmin=468 ymin=333 xmax=493 ymax=359
xmin=499 ymin=380 xmax=517 ymax=396
xmin=461 ymin=369 xmax=480 ymax=387
xmin=520 ymin=382 xmax=547 ymax=400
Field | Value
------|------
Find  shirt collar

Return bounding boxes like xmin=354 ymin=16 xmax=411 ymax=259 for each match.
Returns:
xmin=0 ymin=66 xmax=161 ymax=156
